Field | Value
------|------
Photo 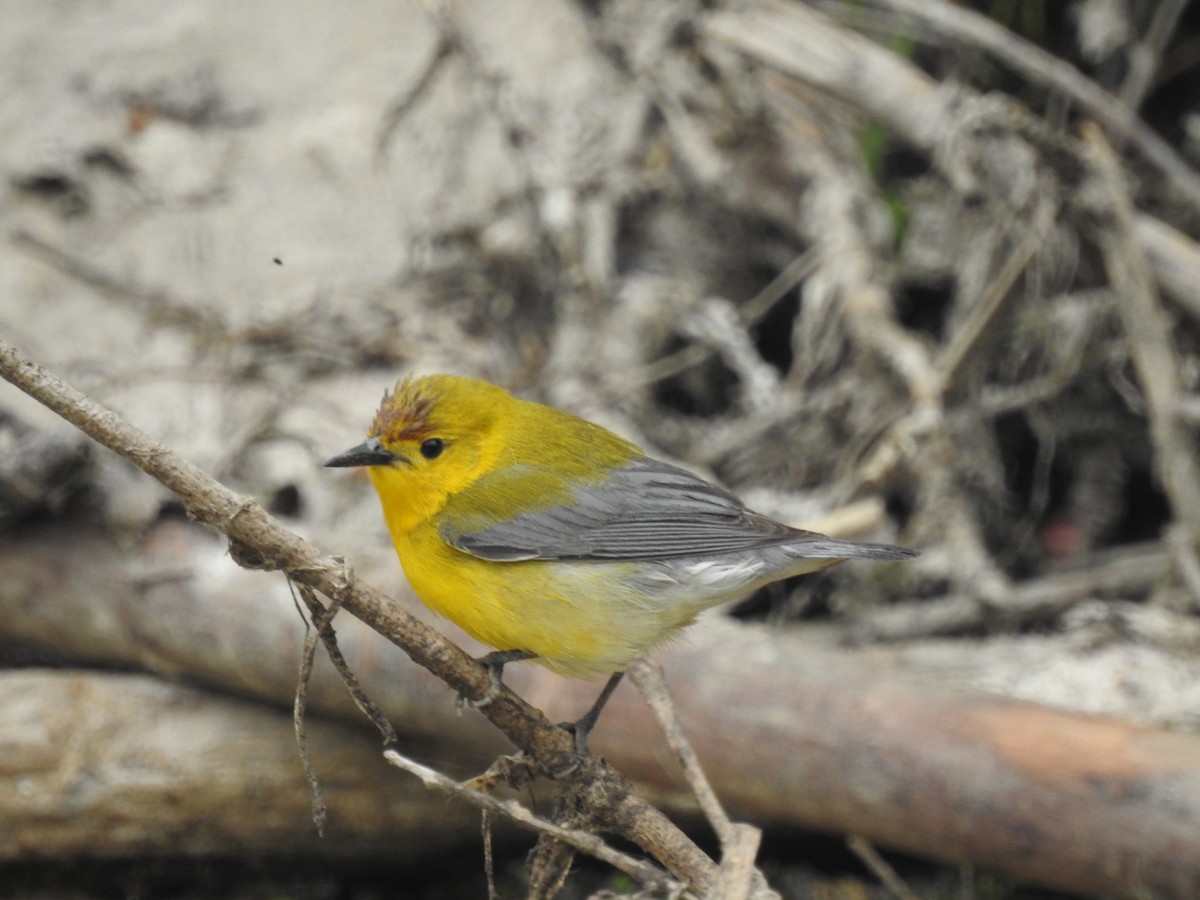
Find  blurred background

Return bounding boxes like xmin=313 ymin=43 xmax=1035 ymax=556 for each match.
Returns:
xmin=4 ymin=1 xmax=1200 ymax=897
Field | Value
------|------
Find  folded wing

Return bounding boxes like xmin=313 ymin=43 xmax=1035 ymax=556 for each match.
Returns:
xmin=439 ymin=456 xmax=912 ymax=563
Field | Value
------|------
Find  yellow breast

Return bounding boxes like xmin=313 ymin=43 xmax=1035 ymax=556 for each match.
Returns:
xmin=393 ymin=520 xmax=690 ymax=678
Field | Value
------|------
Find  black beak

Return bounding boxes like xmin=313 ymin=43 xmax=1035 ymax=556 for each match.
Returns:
xmin=324 ymin=437 xmax=401 ymax=468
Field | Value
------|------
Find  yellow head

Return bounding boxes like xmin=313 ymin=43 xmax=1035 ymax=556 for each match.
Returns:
xmin=325 ymin=375 xmax=516 ymax=531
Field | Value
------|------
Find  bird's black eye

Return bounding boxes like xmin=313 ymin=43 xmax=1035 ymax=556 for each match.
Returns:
xmin=419 ymin=438 xmax=445 ymax=459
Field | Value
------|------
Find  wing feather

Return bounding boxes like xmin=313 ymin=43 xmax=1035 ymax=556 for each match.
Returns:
xmin=439 ymin=456 xmax=873 ymax=562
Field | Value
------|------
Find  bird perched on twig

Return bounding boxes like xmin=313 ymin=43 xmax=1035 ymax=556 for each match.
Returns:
xmin=326 ymin=374 xmax=915 ymax=751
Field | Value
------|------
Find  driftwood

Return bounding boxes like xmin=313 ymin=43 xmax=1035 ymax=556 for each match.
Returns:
xmin=0 ymin=669 xmax=482 ymax=860
xmin=3 ymin=517 xmax=1200 ymax=897
xmin=0 ymin=518 xmax=509 ymax=757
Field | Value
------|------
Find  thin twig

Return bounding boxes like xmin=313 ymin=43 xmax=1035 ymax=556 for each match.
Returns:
xmin=482 ymin=810 xmax=499 ymax=900
xmin=1082 ymin=126 xmax=1200 ymax=555
xmin=625 ymin=660 xmax=779 ymax=900
xmin=1118 ymin=0 xmax=1189 ymax=111
xmin=627 ymin=658 xmax=737 ymax=847
xmin=627 ymin=249 xmax=818 ymax=390
xmin=861 ymin=0 xmax=1200 ymax=214
xmin=709 ymin=825 xmax=766 ymax=900
xmin=851 ymin=541 xmax=1169 ymax=641
xmin=627 ymin=659 xmax=777 ymax=898
xmin=383 ymin=749 xmax=680 ymax=892
xmin=292 ymin=582 xmax=328 ymax=836
xmin=791 ymin=127 xmax=940 ymax=407
xmin=705 ymin=0 xmax=1200 ymax=335
xmin=847 ymin=836 xmax=922 ymax=900
xmin=295 ymin=583 xmax=400 ymax=746
xmin=936 ymin=223 xmax=1045 ymax=390
xmin=1166 ymin=524 xmax=1200 ymax=614
xmin=0 ymin=337 xmax=719 ymax=894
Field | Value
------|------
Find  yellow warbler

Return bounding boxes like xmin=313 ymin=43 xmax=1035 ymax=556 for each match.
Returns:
xmin=326 ymin=374 xmax=915 ymax=745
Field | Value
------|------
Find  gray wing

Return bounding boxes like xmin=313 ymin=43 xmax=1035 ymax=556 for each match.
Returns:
xmin=441 ymin=456 xmax=911 ymax=563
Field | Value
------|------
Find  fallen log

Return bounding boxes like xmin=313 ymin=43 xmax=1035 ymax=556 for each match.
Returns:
xmin=3 ymin=519 xmax=1199 ymax=895
xmin=0 ymin=669 xmax=480 ymax=860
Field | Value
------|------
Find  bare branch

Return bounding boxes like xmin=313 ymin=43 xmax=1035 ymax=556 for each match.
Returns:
xmin=861 ymin=0 xmax=1200 ymax=213
xmin=383 ymin=749 xmax=678 ymax=892
xmin=0 ymin=336 xmax=717 ymax=894
xmin=1081 ymin=126 xmax=1200 ymax=554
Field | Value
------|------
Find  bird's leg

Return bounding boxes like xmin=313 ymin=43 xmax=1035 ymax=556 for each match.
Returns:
xmin=563 ymin=671 xmax=625 ymax=756
xmin=459 ymin=648 xmax=537 ymax=710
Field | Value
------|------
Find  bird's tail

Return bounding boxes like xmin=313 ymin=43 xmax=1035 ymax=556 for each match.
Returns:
xmin=788 ymin=537 xmax=917 ymax=562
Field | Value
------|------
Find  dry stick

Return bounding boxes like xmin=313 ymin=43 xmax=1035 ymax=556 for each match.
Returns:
xmin=383 ymin=750 xmax=678 ymax=892
xmin=1138 ymin=213 xmax=1200 ymax=325
xmin=846 ymin=836 xmax=922 ymax=900
xmin=704 ymin=1 xmax=947 ymax=152
xmin=630 ymin=249 xmax=819 ymax=390
xmin=1165 ymin=526 xmax=1200 ymax=613
xmin=292 ymin=583 xmax=400 ymax=747
xmin=292 ymin=586 xmax=329 ymax=836
xmin=1081 ymin=127 xmax=1200 ymax=566
xmin=626 ymin=660 xmax=774 ymax=900
xmin=710 ymin=826 xmax=766 ymax=900
xmin=851 ymin=540 xmax=1169 ymax=641
xmin=627 ymin=659 xmax=738 ymax=847
xmin=0 ymin=338 xmax=717 ymax=894
xmin=935 ymin=226 xmax=1043 ymax=390
xmin=766 ymin=87 xmax=1007 ymax=602
xmin=482 ymin=811 xmax=499 ymax=900
xmin=800 ymin=142 xmax=940 ymax=408
xmin=288 ymin=578 xmax=406 ymax=831
xmin=1118 ymin=0 xmax=1189 ymax=110
xmin=863 ymin=0 xmax=1200 ymax=214
xmin=705 ymin=1 xmax=1200 ymax=332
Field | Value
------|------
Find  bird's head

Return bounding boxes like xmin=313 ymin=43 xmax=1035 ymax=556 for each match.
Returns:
xmin=325 ymin=374 xmax=512 ymax=528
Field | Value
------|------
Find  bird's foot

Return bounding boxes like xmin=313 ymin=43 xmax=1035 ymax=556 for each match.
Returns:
xmin=455 ymin=649 xmax=536 ymax=712
xmin=557 ymin=670 xmax=625 ymax=758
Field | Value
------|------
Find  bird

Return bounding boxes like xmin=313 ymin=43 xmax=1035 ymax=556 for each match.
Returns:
xmin=325 ymin=374 xmax=915 ymax=751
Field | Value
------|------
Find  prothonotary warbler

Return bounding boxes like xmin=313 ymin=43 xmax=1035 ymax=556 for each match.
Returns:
xmin=326 ymin=374 xmax=916 ymax=749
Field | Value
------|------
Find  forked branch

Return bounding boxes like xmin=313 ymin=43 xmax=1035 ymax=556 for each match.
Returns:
xmin=0 ymin=337 xmax=718 ymax=894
